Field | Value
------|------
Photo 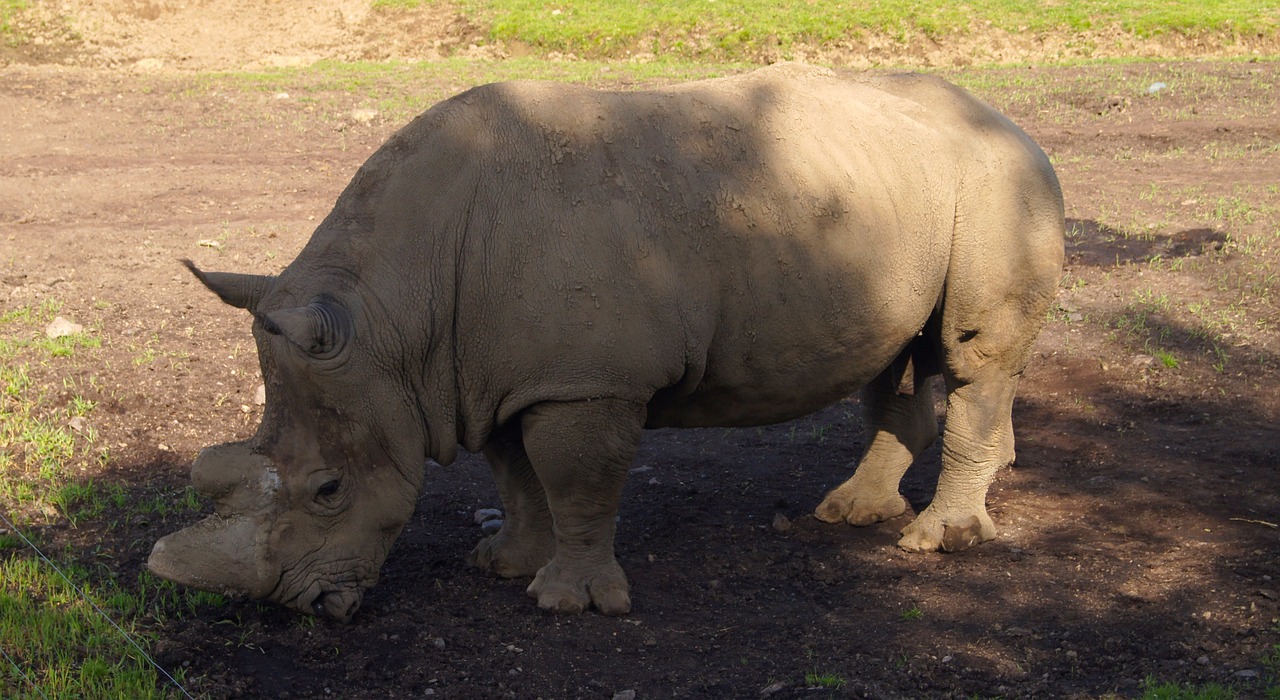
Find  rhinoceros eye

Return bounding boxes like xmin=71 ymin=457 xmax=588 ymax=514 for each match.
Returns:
xmin=316 ymin=479 xmax=341 ymax=500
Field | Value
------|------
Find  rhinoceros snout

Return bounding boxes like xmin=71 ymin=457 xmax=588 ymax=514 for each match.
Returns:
xmin=312 ymin=589 xmax=362 ymax=624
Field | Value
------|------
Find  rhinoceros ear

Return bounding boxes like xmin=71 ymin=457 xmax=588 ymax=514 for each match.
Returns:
xmin=258 ymin=299 xmax=351 ymax=358
xmin=182 ymin=259 xmax=273 ymax=313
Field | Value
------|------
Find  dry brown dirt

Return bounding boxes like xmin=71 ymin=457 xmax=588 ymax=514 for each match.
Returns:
xmin=2 ymin=5 xmax=1280 ymax=700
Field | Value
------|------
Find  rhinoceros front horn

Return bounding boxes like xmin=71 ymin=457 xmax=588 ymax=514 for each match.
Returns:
xmin=181 ymin=259 xmax=273 ymax=312
xmin=148 ymin=515 xmax=272 ymax=598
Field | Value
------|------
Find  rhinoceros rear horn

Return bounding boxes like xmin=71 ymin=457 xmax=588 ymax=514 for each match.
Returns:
xmin=259 ymin=299 xmax=351 ymax=358
xmin=182 ymin=259 xmax=273 ymax=312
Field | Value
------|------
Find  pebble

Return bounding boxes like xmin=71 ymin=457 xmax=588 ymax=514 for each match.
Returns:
xmin=254 ymin=384 xmax=266 ymax=405
xmin=771 ymin=513 xmax=792 ymax=532
xmin=45 ymin=316 xmax=83 ymax=339
xmin=474 ymin=508 xmax=503 ymax=525
xmin=432 ymin=637 xmax=446 ymax=650
xmin=611 ymin=691 xmax=636 ymax=700
xmin=480 ymin=519 xmax=504 ymax=536
xmin=67 ymin=416 xmax=90 ymax=434
xmin=1147 ymin=82 xmax=1168 ymax=95
xmin=1234 ymin=669 xmax=1260 ymax=679
xmin=1197 ymin=655 xmax=1210 ymax=665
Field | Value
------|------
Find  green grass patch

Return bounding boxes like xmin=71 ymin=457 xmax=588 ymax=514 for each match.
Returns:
xmin=0 ymin=549 xmax=220 ymax=699
xmin=459 ymin=0 xmax=1279 ymax=59
xmin=804 ymin=669 xmax=846 ymax=689
xmin=0 ymin=0 xmax=30 ymax=43
xmin=1141 ymin=677 xmax=1238 ymax=699
xmin=0 ymin=300 xmax=110 ymax=523
xmin=214 ymin=54 xmax=748 ymax=93
xmin=371 ymin=0 xmax=432 ymax=9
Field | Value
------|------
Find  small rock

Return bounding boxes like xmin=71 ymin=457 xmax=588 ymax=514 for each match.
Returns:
xmin=197 ymin=239 xmax=224 ymax=250
xmin=480 ymin=518 xmax=504 ymax=536
xmin=1258 ymin=589 xmax=1276 ymax=600
xmin=432 ymin=637 xmax=446 ymax=650
xmin=771 ymin=513 xmax=792 ymax=532
xmin=274 ymin=92 xmax=290 ymax=100
xmin=628 ymin=466 xmax=652 ymax=473
xmin=1132 ymin=354 xmax=1155 ymax=368
xmin=474 ymin=508 xmax=503 ymax=525
xmin=1197 ymin=655 xmax=1210 ymax=665
xmin=1234 ymin=669 xmax=1260 ymax=679
xmin=45 ymin=316 xmax=83 ymax=339
xmin=67 ymin=416 xmax=90 ymax=434
xmin=760 ymin=681 xmax=787 ymax=697
xmin=254 ymin=384 xmax=267 ymax=405
xmin=1146 ymin=82 xmax=1168 ymax=95
xmin=350 ymin=108 xmax=379 ymax=124
xmin=611 ymin=691 xmax=636 ymax=700
xmin=1005 ymin=627 xmax=1031 ymax=637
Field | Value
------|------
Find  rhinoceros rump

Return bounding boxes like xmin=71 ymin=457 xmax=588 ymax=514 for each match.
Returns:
xmin=148 ymin=63 xmax=1064 ymax=621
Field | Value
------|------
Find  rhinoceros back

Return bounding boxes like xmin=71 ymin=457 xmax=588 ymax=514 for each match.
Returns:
xmin=395 ymin=64 xmax=1053 ymax=439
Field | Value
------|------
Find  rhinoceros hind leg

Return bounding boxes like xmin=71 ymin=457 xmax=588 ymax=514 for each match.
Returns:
xmin=466 ymin=423 xmax=556 ymax=578
xmin=519 ymin=398 xmax=643 ymax=615
xmin=816 ymin=359 xmax=937 ymax=526
xmin=897 ymin=370 xmax=1017 ymax=552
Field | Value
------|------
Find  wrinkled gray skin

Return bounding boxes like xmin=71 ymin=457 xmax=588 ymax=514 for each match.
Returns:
xmin=148 ymin=64 xmax=1064 ymax=622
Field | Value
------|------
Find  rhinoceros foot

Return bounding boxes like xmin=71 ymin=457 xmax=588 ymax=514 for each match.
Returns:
xmin=897 ymin=508 xmax=996 ymax=553
xmin=526 ymin=557 xmax=630 ymax=615
xmin=814 ymin=490 xmax=909 ymax=527
xmin=466 ymin=527 xmax=555 ymax=579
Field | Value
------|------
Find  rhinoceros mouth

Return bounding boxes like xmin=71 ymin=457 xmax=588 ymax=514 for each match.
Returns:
xmin=275 ymin=567 xmax=374 ymax=624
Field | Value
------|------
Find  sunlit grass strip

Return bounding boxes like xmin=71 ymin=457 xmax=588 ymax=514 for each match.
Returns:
xmin=0 ymin=550 xmax=195 ymax=699
xmin=461 ymin=0 xmax=1279 ymax=57
xmin=0 ymin=302 xmax=106 ymax=525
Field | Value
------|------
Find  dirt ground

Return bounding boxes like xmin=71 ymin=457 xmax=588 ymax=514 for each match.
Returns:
xmin=3 ymin=4 xmax=1280 ymax=700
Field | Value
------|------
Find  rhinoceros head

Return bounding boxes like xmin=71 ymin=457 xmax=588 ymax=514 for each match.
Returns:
xmin=148 ymin=260 xmax=430 ymax=623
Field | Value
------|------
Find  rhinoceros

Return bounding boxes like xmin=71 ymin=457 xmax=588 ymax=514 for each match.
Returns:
xmin=148 ymin=63 xmax=1063 ymax=622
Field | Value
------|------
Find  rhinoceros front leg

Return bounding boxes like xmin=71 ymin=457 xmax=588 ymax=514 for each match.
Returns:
xmin=897 ymin=370 xmax=1018 ymax=552
xmin=519 ymin=398 xmax=643 ymax=615
xmin=816 ymin=360 xmax=937 ymax=526
xmin=466 ymin=423 xmax=556 ymax=578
